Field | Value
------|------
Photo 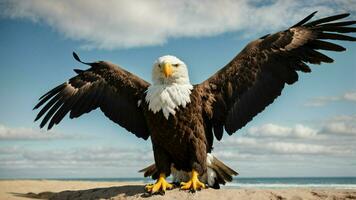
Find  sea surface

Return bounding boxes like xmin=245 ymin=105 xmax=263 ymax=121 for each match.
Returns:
xmin=39 ymin=177 xmax=356 ymax=189
xmin=225 ymin=177 xmax=356 ymax=189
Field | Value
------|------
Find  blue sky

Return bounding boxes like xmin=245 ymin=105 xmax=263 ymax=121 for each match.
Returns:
xmin=0 ymin=1 xmax=355 ymax=179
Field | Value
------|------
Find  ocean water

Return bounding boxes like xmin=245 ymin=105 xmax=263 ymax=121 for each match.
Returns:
xmin=226 ymin=177 xmax=356 ymax=189
xmin=50 ymin=177 xmax=356 ymax=189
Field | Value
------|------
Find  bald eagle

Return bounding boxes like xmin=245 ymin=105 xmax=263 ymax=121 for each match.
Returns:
xmin=34 ymin=12 xmax=355 ymax=193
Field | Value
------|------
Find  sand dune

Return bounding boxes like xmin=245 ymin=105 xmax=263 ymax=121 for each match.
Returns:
xmin=1 ymin=180 xmax=356 ymax=200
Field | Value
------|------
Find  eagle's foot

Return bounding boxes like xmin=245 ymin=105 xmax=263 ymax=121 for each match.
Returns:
xmin=145 ymin=173 xmax=173 ymax=194
xmin=180 ymin=169 xmax=206 ymax=192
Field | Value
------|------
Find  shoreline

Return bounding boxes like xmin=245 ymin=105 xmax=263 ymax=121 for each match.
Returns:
xmin=1 ymin=180 xmax=356 ymax=200
xmin=2 ymin=177 xmax=356 ymax=189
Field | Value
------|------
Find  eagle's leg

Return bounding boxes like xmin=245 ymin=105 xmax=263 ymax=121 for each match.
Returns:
xmin=145 ymin=173 xmax=173 ymax=194
xmin=180 ymin=169 xmax=206 ymax=191
xmin=145 ymin=144 xmax=173 ymax=194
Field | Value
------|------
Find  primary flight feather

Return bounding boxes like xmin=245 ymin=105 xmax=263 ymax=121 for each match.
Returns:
xmin=34 ymin=12 xmax=355 ymax=193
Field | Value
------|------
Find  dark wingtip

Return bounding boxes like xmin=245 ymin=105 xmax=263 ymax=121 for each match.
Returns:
xmin=310 ymin=11 xmax=318 ymax=17
xmin=73 ymin=51 xmax=81 ymax=62
xmin=34 ymin=115 xmax=41 ymax=122
xmin=306 ymin=13 xmax=352 ymax=27
xmin=291 ymin=11 xmax=318 ymax=28
xmin=74 ymin=69 xmax=84 ymax=74
xmin=72 ymin=52 xmax=91 ymax=65
xmin=341 ymin=13 xmax=351 ymax=18
xmin=33 ymin=103 xmax=41 ymax=110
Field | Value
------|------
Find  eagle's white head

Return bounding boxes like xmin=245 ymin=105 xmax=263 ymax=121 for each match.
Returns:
xmin=145 ymin=55 xmax=193 ymax=119
xmin=152 ymin=55 xmax=190 ymax=85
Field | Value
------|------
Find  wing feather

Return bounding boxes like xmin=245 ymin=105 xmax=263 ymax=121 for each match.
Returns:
xmin=34 ymin=53 xmax=150 ymax=139
xmin=318 ymin=32 xmax=356 ymax=41
xmin=307 ymin=40 xmax=346 ymax=51
xmin=304 ymin=13 xmax=350 ymax=26
xmin=198 ymin=12 xmax=355 ymax=138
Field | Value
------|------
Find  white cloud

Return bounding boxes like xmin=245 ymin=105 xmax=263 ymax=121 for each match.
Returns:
xmin=0 ymin=146 xmax=153 ymax=170
xmin=223 ymin=137 xmax=257 ymax=146
xmin=219 ymin=137 xmax=346 ymax=156
xmin=304 ymin=91 xmax=356 ymax=107
xmin=0 ymin=115 xmax=355 ymax=177
xmin=343 ymin=92 xmax=356 ymax=102
xmin=1 ymin=0 xmax=354 ymax=49
xmin=321 ymin=115 xmax=356 ymax=136
xmin=0 ymin=124 xmax=85 ymax=140
xmin=217 ymin=114 xmax=356 ymax=159
xmin=304 ymin=96 xmax=341 ymax=107
xmin=0 ymin=144 xmax=153 ymax=177
xmin=265 ymin=142 xmax=332 ymax=155
xmin=247 ymin=123 xmax=317 ymax=138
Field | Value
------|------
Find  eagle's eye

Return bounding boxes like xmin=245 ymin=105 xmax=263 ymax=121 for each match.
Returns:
xmin=172 ymin=63 xmax=179 ymax=67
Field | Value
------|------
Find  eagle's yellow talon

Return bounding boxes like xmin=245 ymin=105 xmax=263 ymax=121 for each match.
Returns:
xmin=145 ymin=173 xmax=173 ymax=194
xmin=180 ymin=170 xmax=206 ymax=191
xmin=145 ymin=184 xmax=154 ymax=192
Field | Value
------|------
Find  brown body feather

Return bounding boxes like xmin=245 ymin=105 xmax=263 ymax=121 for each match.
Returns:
xmin=142 ymin=88 xmax=210 ymax=176
xmin=34 ymin=12 xmax=355 ymax=188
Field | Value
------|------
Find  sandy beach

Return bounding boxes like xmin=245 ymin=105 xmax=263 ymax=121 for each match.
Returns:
xmin=1 ymin=180 xmax=356 ymax=200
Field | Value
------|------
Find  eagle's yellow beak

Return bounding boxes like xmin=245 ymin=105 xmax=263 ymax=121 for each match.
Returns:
xmin=162 ymin=63 xmax=173 ymax=78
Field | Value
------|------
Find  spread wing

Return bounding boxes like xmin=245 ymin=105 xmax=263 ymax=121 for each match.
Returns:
xmin=199 ymin=12 xmax=355 ymax=140
xmin=34 ymin=52 xmax=150 ymax=140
